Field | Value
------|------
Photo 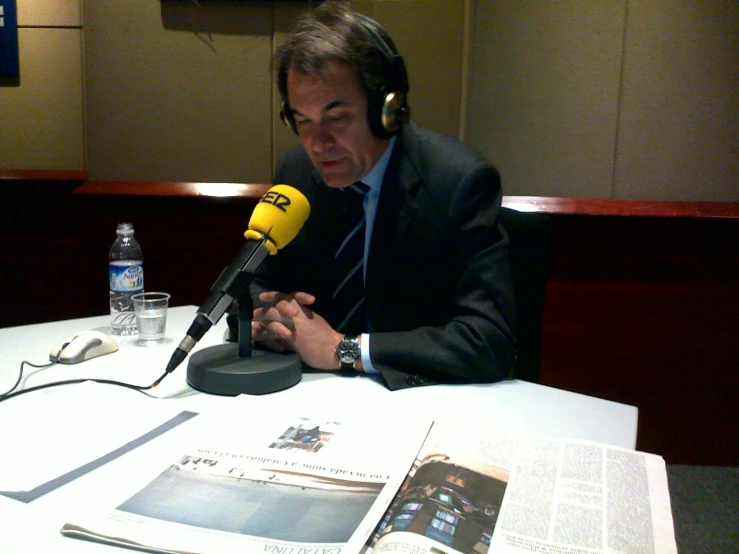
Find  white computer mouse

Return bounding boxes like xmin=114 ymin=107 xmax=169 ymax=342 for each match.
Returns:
xmin=50 ymin=330 xmax=119 ymax=364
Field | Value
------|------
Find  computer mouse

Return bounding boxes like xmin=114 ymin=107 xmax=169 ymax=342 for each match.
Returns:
xmin=49 ymin=330 xmax=119 ymax=364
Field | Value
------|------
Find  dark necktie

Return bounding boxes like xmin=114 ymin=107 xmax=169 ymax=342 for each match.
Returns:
xmin=333 ymin=182 xmax=370 ymax=334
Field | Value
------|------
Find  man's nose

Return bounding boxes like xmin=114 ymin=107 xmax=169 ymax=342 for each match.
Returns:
xmin=311 ymin=122 xmax=335 ymax=152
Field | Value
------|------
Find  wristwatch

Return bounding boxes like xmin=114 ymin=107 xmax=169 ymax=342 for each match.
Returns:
xmin=335 ymin=335 xmax=361 ymax=370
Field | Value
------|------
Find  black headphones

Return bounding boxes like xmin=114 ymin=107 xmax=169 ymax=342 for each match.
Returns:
xmin=280 ymin=13 xmax=411 ymax=140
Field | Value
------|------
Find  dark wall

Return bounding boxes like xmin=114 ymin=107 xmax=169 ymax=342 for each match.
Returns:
xmin=541 ymin=214 xmax=739 ymax=466
xmin=0 ymin=183 xmax=260 ymax=327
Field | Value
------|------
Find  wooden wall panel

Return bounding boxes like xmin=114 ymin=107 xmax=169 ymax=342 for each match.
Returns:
xmin=0 ymin=29 xmax=84 ymax=170
xmin=271 ymin=2 xmax=308 ymax=175
xmin=16 ymin=0 xmax=81 ymax=26
xmin=468 ymin=0 xmax=739 ymax=202
xmin=614 ymin=0 xmax=739 ymax=201
xmin=467 ymin=1 xmax=625 ymax=197
xmin=83 ymin=0 xmax=273 ymax=183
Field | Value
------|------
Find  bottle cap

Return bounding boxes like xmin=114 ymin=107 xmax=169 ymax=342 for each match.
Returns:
xmin=116 ymin=222 xmax=134 ymax=235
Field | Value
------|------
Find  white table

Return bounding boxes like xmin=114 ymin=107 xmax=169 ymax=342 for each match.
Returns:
xmin=0 ymin=306 xmax=638 ymax=553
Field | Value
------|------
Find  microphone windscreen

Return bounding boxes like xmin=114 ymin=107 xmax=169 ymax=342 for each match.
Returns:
xmin=245 ymin=184 xmax=310 ymax=254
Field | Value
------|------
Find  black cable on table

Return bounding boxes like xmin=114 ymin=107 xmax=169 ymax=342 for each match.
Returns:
xmin=0 ymin=362 xmax=170 ymax=404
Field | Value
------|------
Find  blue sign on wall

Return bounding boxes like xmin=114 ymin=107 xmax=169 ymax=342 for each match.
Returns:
xmin=0 ymin=0 xmax=20 ymax=76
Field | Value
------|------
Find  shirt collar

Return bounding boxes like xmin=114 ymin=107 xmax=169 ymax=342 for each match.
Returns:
xmin=360 ymin=136 xmax=396 ymax=192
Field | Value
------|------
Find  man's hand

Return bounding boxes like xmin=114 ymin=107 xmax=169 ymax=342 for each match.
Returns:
xmin=252 ymin=291 xmax=344 ymax=370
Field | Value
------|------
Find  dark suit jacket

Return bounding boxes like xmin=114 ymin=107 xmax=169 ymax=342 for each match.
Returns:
xmin=251 ymin=120 xmax=516 ymax=390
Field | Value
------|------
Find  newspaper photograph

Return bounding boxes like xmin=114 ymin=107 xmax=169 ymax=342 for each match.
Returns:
xmin=369 ymin=426 xmax=677 ymax=554
xmin=61 ymin=412 xmax=433 ymax=554
xmin=370 ymin=421 xmax=520 ymax=554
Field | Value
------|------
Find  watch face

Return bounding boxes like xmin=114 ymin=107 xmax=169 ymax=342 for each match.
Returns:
xmin=337 ymin=338 xmax=360 ymax=363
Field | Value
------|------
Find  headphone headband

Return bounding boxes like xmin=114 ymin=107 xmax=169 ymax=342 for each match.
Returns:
xmin=354 ymin=14 xmax=396 ymax=66
xmin=352 ymin=13 xmax=409 ymax=98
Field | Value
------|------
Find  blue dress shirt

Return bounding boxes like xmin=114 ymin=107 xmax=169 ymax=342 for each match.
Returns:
xmin=357 ymin=136 xmax=395 ymax=374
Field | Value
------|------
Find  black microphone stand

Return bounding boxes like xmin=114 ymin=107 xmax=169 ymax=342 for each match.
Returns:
xmin=186 ymin=291 xmax=302 ymax=396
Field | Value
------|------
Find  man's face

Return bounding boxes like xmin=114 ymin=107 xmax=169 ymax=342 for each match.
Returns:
xmin=286 ymin=60 xmax=390 ymax=189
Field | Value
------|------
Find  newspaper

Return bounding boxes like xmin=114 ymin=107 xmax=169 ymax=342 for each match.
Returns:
xmin=61 ymin=412 xmax=433 ymax=554
xmin=370 ymin=422 xmax=677 ymax=554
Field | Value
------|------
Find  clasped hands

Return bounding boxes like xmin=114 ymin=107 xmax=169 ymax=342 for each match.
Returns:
xmin=251 ymin=291 xmax=346 ymax=371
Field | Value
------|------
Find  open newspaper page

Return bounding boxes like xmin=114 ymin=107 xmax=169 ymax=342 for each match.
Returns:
xmin=370 ymin=420 xmax=520 ymax=554
xmin=61 ymin=411 xmax=433 ymax=554
xmin=490 ymin=437 xmax=677 ymax=554
xmin=369 ymin=426 xmax=677 ymax=554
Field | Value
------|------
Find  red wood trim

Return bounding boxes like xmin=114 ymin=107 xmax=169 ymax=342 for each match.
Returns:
xmin=4 ymin=171 xmax=738 ymax=218
xmin=502 ymin=196 xmax=739 ymax=218
xmin=74 ymin=181 xmax=271 ymax=198
xmin=0 ymin=169 xmax=88 ymax=181
xmin=72 ymin=185 xmax=739 ymax=217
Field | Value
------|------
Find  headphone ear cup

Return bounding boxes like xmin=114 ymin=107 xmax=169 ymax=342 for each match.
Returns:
xmin=366 ymin=90 xmax=392 ymax=140
xmin=280 ymin=100 xmax=298 ymax=134
xmin=381 ymin=91 xmax=410 ymax=134
xmin=367 ymin=90 xmax=410 ymax=139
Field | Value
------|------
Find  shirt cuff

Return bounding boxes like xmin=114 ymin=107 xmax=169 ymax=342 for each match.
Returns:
xmin=360 ymin=333 xmax=379 ymax=374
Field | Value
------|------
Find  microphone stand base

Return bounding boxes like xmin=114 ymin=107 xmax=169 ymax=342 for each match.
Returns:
xmin=186 ymin=343 xmax=301 ymax=396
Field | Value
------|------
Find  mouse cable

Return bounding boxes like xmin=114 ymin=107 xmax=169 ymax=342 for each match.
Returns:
xmin=0 ymin=362 xmax=169 ymax=405
xmin=0 ymin=360 xmax=55 ymax=397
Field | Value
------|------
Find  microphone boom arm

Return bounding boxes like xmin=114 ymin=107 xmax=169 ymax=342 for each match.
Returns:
xmin=165 ymin=235 xmax=270 ymax=374
xmin=198 ymin=235 xmax=270 ymax=325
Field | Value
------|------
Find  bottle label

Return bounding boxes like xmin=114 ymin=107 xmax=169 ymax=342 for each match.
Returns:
xmin=110 ymin=261 xmax=144 ymax=292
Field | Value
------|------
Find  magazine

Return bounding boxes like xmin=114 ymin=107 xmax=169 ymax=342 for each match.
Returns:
xmin=369 ymin=421 xmax=677 ymax=554
xmin=61 ymin=417 xmax=677 ymax=554
xmin=61 ymin=411 xmax=433 ymax=554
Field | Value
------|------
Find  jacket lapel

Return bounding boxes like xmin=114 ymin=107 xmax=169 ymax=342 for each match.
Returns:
xmin=366 ymin=124 xmax=422 ymax=290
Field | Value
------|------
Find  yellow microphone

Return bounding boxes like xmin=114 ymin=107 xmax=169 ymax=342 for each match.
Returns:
xmin=245 ymin=184 xmax=310 ymax=254
xmin=165 ymin=185 xmax=310 ymax=376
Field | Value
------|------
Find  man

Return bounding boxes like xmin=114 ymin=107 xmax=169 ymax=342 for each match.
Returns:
xmin=249 ymin=0 xmax=516 ymax=390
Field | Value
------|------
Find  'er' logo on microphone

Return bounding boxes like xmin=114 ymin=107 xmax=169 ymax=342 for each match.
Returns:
xmin=260 ymin=191 xmax=291 ymax=212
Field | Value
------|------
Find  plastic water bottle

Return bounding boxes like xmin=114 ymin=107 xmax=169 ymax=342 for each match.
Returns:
xmin=109 ymin=222 xmax=144 ymax=335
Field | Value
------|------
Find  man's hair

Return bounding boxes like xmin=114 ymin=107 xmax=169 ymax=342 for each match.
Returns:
xmin=275 ymin=0 xmax=403 ymax=103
